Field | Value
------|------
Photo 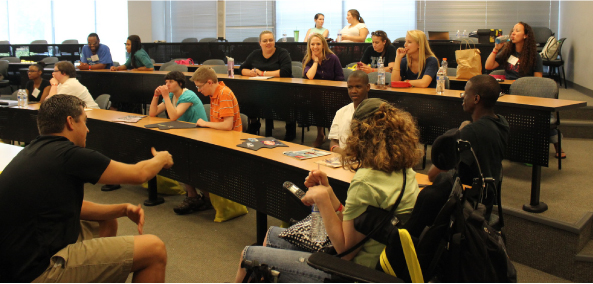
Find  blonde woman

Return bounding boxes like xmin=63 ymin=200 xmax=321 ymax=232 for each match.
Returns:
xmin=303 ymin=13 xmax=329 ymax=42
xmin=391 ymin=30 xmax=439 ymax=88
xmin=339 ymin=9 xmax=369 ymax=43
xmin=302 ymin=33 xmax=344 ymax=147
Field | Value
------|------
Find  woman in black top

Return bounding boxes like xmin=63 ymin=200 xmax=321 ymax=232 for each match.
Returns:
xmin=25 ymin=62 xmax=51 ymax=103
xmin=240 ymin=31 xmax=295 ymax=140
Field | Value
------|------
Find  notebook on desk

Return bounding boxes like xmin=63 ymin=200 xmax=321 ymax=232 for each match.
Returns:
xmin=144 ymin=121 xmax=201 ymax=130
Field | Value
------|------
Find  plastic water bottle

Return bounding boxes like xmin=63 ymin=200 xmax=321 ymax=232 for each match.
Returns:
xmin=463 ymin=30 xmax=468 ymax=38
xmin=227 ymin=56 xmax=234 ymax=78
xmin=337 ymin=33 xmax=342 ymax=42
xmin=377 ymin=57 xmax=385 ymax=87
xmin=456 ymin=30 xmax=461 ymax=39
xmin=21 ymin=89 xmax=28 ymax=108
xmin=282 ymin=31 xmax=287 ymax=42
xmin=436 ymin=67 xmax=445 ymax=95
xmin=495 ymin=35 xmax=510 ymax=45
xmin=310 ymin=204 xmax=327 ymax=243
xmin=441 ymin=58 xmax=448 ymax=77
xmin=17 ymin=89 xmax=22 ymax=107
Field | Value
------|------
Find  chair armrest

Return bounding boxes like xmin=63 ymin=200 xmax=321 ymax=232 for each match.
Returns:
xmin=307 ymin=252 xmax=403 ymax=283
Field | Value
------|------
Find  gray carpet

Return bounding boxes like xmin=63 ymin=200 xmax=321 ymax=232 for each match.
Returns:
xmin=84 ymin=86 xmax=592 ymax=282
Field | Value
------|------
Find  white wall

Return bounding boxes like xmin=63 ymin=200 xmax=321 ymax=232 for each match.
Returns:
xmin=559 ymin=1 xmax=593 ymax=91
xmin=128 ymin=1 xmax=153 ymax=42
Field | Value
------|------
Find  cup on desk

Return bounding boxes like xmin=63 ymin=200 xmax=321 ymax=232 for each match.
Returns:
xmin=294 ymin=30 xmax=299 ymax=42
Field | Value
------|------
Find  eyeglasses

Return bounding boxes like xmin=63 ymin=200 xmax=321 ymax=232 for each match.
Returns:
xmin=52 ymin=70 xmax=60 ymax=73
xmin=195 ymin=82 xmax=209 ymax=91
xmin=371 ymin=31 xmax=386 ymax=37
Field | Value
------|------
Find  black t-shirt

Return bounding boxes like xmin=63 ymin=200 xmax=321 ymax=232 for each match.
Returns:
xmin=458 ymin=115 xmax=509 ymax=186
xmin=0 ymin=136 xmax=111 ymax=282
xmin=360 ymin=44 xmax=396 ymax=68
xmin=495 ymin=51 xmax=543 ymax=80
xmin=239 ymin=47 xmax=293 ymax=78
xmin=25 ymin=79 xmax=51 ymax=102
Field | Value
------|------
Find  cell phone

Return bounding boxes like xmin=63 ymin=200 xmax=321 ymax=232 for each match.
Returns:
xmin=283 ymin=181 xmax=306 ymax=200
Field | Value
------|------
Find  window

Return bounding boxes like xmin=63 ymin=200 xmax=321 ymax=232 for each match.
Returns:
xmin=226 ymin=1 xmax=274 ymax=42
xmin=275 ymin=0 xmax=342 ymax=42
xmin=163 ymin=1 xmax=218 ymax=42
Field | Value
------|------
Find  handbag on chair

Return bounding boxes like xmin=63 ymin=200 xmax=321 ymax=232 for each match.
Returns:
xmin=455 ymin=39 xmax=482 ymax=79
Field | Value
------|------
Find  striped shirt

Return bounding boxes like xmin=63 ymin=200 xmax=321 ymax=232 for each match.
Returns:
xmin=210 ymin=81 xmax=242 ymax=132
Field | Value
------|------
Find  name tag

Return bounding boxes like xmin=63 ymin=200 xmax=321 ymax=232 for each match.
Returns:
xmin=91 ymin=54 xmax=99 ymax=61
xmin=507 ymin=55 xmax=519 ymax=66
xmin=32 ymin=88 xmax=40 ymax=98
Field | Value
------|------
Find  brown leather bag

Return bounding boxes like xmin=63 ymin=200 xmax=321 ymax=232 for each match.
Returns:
xmin=455 ymin=40 xmax=482 ymax=79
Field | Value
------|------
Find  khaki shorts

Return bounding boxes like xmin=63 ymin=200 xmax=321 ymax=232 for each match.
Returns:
xmin=32 ymin=221 xmax=134 ymax=283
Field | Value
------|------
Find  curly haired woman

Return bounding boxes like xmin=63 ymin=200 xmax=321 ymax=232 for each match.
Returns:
xmin=485 ymin=22 xmax=543 ymax=79
xmin=234 ymin=98 xmax=423 ymax=282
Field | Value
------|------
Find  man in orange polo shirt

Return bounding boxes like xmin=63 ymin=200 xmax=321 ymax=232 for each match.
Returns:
xmin=173 ymin=66 xmax=247 ymax=221
xmin=192 ymin=66 xmax=242 ymax=131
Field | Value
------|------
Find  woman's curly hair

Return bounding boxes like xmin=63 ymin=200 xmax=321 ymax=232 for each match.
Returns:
xmin=341 ymin=102 xmax=424 ymax=173
xmin=499 ymin=22 xmax=537 ymax=76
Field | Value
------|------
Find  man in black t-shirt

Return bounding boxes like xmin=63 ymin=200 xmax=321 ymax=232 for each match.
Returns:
xmin=0 ymin=95 xmax=174 ymax=283
xmin=428 ymin=75 xmax=510 ymax=215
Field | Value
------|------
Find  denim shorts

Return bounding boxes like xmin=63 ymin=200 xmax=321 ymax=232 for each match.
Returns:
xmin=241 ymin=226 xmax=332 ymax=283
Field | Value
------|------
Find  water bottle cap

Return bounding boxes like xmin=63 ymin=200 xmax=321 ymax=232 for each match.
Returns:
xmin=443 ymin=58 xmax=447 ymax=61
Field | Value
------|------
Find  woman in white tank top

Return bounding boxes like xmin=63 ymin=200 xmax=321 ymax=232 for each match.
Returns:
xmin=339 ymin=9 xmax=369 ymax=43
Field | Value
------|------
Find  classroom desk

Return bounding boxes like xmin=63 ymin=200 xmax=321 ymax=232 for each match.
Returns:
xmin=73 ymin=69 xmax=587 ymax=213
xmin=0 ymin=105 xmax=430 ymax=243
xmin=153 ymin=63 xmax=241 ymax=72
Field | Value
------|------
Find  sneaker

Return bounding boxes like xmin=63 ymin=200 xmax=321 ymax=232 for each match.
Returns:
xmin=101 ymin=184 xmax=121 ymax=191
xmin=173 ymin=196 xmax=202 ymax=215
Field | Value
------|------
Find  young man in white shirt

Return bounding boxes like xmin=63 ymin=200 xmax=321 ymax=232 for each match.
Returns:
xmin=48 ymin=61 xmax=99 ymax=109
xmin=327 ymin=70 xmax=370 ymax=154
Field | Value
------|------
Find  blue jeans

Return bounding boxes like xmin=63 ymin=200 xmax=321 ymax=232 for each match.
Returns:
xmin=241 ymin=227 xmax=332 ymax=283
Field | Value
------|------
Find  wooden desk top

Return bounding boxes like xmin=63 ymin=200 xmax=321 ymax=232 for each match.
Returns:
xmin=450 ymin=76 xmax=514 ymax=85
xmin=79 ymin=70 xmax=587 ymax=111
xmin=154 ymin=63 xmax=240 ymax=69
xmin=22 ymin=104 xmax=430 ymax=186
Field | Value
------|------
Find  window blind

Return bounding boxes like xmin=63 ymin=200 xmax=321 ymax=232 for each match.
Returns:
xmin=226 ymin=1 xmax=274 ymax=42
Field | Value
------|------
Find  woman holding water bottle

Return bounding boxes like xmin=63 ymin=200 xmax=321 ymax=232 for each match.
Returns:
xmin=338 ymin=9 xmax=369 ymax=43
xmin=303 ymin=13 xmax=329 ymax=42
xmin=485 ymin=22 xmax=543 ymax=80
xmin=391 ymin=30 xmax=439 ymax=88
xmin=234 ymin=98 xmax=421 ymax=282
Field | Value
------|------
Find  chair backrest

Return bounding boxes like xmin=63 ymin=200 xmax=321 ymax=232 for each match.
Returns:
xmin=61 ymin=39 xmax=78 ymax=44
xmin=203 ymin=104 xmax=211 ymax=116
xmin=345 ymin=62 xmax=358 ymax=68
xmin=31 ymin=40 xmax=48 ymax=44
xmin=277 ymin=37 xmax=295 ymax=42
xmin=210 ymin=65 xmax=227 ymax=74
xmin=532 ymin=27 xmax=553 ymax=47
xmin=113 ymin=61 xmax=120 ymax=67
xmin=150 ymin=59 xmax=156 ymax=64
xmin=41 ymin=57 xmax=59 ymax=64
xmin=243 ymin=37 xmax=259 ymax=42
xmin=0 ymin=40 xmax=9 ymax=44
xmin=1 ymin=56 xmax=19 ymax=63
xmin=489 ymin=70 xmax=505 ymax=76
xmin=162 ymin=64 xmax=188 ymax=72
xmin=182 ymin=38 xmax=198 ymax=43
xmin=447 ymin=68 xmax=457 ymax=76
xmin=510 ymin=77 xmax=558 ymax=99
xmin=343 ymin=68 xmax=353 ymax=81
xmin=199 ymin=38 xmax=217 ymax=42
xmin=202 ymin=59 xmax=225 ymax=65
xmin=30 ymin=40 xmax=49 ymax=54
xmin=160 ymin=61 xmax=176 ymax=71
xmin=0 ymin=60 xmax=9 ymax=77
xmin=556 ymin=38 xmax=566 ymax=60
xmin=394 ymin=37 xmax=406 ymax=43
xmin=240 ymin=113 xmax=248 ymax=133
xmin=94 ymin=94 xmax=111 ymax=110
xmin=292 ymin=66 xmax=303 ymax=78
xmin=291 ymin=61 xmax=302 ymax=67
xmin=10 ymin=90 xmax=18 ymax=100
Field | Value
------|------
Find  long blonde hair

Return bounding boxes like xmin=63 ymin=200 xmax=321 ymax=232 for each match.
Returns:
xmin=405 ymin=30 xmax=438 ymax=79
xmin=302 ymin=34 xmax=335 ymax=75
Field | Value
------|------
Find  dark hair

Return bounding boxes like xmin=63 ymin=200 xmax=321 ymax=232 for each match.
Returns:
xmin=37 ymin=94 xmax=86 ymax=135
xmin=127 ymin=35 xmax=142 ymax=69
xmin=314 ymin=13 xmax=324 ymax=27
xmin=348 ymin=70 xmax=369 ymax=85
xmin=31 ymin=61 xmax=46 ymax=72
xmin=55 ymin=61 xmax=76 ymax=78
xmin=164 ymin=70 xmax=186 ymax=89
xmin=498 ymin=22 xmax=537 ymax=77
xmin=468 ymin=75 xmax=501 ymax=109
xmin=348 ymin=9 xmax=364 ymax=23
xmin=88 ymin=33 xmax=100 ymax=41
xmin=371 ymin=30 xmax=391 ymax=55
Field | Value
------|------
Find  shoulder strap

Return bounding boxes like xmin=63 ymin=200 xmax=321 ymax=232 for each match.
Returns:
xmin=336 ymin=168 xmax=407 ymax=258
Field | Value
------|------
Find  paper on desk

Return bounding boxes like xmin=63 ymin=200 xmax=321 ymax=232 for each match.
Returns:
xmin=112 ymin=115 xmax=146 ymax=123
xmin=248 ymin=76 xmax=274 ymax=80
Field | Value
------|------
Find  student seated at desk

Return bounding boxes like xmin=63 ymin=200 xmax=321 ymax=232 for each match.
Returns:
xmin=0 ymin=95 xmax=173 ymax=283
xmin=303 ymin=33 xmax=345 ymax=148
xmin=235 ymin=98 xmax=421 ymax=282
xmin=428 ymin=75 xmax=509 ymax=219
xmin=391 ymin=30 xmax=439 ymax=88
xmin=48 ymin=61 xmax=99 ymax=109
xmin=339 ymin=9 xmax=369 ymax=43
xmin=303 ymin=13 xmax=329 ymax=42
xmin=78 ymin=32 xmax=113 ymax=70
xmin=149 ymin=70 xmax=209 ymax=214
xmin=239 ymin=30 xmax=295 ymax=141
xmin=25 ymin=62 xmax=50 ymax=103
xmin=328 ymin=70 xmax=369 ymax=154
xmin=357 ymin=30 xmax=396 ymax=74
xmin=110 ymin=35 xmax=154 ymax=71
